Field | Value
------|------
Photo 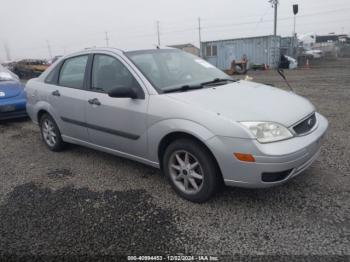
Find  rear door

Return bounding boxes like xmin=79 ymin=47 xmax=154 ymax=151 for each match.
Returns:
xmin=48 ymin=54 xmax=91 ymax=141
xmin=85 ymin=53 xmax=149 ymax=157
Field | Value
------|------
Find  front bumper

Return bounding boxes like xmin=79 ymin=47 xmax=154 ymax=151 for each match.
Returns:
xmin=0 ymin=97 xmax=27 ymax=120
xmin=207 ymin=112 xmax=328 ymax=188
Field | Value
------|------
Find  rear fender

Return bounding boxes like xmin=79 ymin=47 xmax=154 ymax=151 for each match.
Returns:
xmin=30 ymin=100 xmax=59 ymax=125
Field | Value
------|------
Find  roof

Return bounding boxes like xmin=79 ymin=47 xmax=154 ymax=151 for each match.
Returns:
xmin=168 ymin=43 xmax=199 ymax=50
xmin=201 ymin=35 xmax=280 ymax=44
xmin=47 ymin=47 xmax=179 ymax=62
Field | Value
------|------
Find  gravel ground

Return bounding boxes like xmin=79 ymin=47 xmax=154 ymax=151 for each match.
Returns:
xmin=0 ymin=59 xmax=349 ymax=261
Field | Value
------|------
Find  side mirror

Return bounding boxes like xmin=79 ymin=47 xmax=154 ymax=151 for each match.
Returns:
xmin=108 ymin=87 xmax=138 ymax=99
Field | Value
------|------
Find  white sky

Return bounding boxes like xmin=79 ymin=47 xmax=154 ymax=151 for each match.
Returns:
xmin=1 ymin=0 xmax=350 ymax=61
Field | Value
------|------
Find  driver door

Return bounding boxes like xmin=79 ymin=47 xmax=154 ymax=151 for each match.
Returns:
xmin=85 ymin=53 xmax=149 ymax=158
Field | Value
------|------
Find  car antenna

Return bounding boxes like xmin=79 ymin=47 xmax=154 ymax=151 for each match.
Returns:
xmin=277 ymin=68 xmax=294 ymax=93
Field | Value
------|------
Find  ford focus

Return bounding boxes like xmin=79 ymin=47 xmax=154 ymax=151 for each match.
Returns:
xmin=26 ymin=48 xmax=328 ymax=202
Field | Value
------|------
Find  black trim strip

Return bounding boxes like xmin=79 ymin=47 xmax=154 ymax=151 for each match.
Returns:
xmin=61 ymin=117 xmax=140 ymax=140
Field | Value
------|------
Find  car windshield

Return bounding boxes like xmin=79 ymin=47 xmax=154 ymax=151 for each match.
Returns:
xmin=126 ymin=49 xmax=234 ymax=93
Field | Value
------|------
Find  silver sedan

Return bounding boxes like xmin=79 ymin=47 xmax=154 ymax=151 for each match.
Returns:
xmin=26 ymin=48 xmax=328 ymax=202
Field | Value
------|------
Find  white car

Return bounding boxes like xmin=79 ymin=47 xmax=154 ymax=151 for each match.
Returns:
xmin=304 ymin=50 xmax=323 ymax=59
xmin=285 ymin=56 xmax=298 ymax=69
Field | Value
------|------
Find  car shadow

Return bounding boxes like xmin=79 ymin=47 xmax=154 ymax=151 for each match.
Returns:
xmin=0 ymin=116 xmax=29 ymax=125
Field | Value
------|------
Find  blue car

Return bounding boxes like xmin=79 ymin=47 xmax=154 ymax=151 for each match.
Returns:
xmin=0 ymin=65 xmax=27 ymax=120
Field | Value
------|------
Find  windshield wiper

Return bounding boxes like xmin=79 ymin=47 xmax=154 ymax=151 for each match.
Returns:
xmin=163 ymin=84 xmax=203 ymax=93
xmin=163 ymin=78 xmax=236 ymax=94
xmin=201 ymin=78 xmax=236 ymax=86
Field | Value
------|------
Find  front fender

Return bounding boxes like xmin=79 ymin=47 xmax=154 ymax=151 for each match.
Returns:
xmin=147 ymin=118 xmax=216 ymax=163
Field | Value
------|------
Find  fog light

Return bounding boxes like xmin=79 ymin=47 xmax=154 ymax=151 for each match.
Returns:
xmin=234 ymin=153 xmax=255 ymax=162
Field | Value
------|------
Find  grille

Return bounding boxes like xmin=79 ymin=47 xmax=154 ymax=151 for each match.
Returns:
xmin=293 ymin=113 xmax=316 ymax=135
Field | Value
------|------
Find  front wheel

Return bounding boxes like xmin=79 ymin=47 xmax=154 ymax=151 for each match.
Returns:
xmin=163 ymin=138 xmax=220 ymax=203
xmin=39 ymin=113 xmax=65 ymax=151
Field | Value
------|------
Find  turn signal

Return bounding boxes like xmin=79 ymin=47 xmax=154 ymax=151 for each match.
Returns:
xmin=234 ymin=153 xmax=255 ymax=162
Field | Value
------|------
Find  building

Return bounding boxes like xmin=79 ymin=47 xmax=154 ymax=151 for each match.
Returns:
xmin=315 ymin=34 xmax=350 ymax=58
xmin=316 ymin=34 xmax=349 ymax=44
xmin=168 ymin=43 xmax=200 ymax=56
xmin=298 ymin=33 xmax=350 ymax=58
xmin=201 ymin=35 xmax=281 ymax=70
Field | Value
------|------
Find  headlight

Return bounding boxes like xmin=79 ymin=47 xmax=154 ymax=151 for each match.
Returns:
xmin=240 ymin=122 xmax=293 ymax=143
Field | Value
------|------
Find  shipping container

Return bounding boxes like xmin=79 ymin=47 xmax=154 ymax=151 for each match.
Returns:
xmin=201 ymin=35 xmax=281 ymax=69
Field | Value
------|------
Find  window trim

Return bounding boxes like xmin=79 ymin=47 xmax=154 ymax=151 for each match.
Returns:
xmin=206 ymin=44 xmax=218 ymax=57
xmin=87 ymin=53 xmax=145 ymax=99
xmin=44 ymin=60 xmax=63 ymax=85
xmin=57 ymin=54 xmax=90 ymax=90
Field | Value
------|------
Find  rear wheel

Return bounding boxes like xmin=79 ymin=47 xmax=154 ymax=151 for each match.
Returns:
xmin=163 ymin=138 xmax=220 ymax=203
xmin=39 ymin=113 xmax=65 ymax=151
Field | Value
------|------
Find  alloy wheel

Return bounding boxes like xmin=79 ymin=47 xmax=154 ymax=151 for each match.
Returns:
xmin=169 ymin=150 xmax=204 ymax=194
xmin=42 ymin=118 xmax=57 ymax=147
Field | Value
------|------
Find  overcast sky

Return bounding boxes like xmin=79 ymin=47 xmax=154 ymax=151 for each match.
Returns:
xmin=1 ymin=0 xmax=350 ymax=61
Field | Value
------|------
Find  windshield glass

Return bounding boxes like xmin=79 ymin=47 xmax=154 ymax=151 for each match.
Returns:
xmin=126 ymin=49 xmax=232 ymax=92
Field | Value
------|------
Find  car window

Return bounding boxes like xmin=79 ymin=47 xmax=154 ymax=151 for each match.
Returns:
xmin=45 ymin=61 xmax=62 ymax=84
xmin=91 ymin=54 xmax=141 ymax=93
xmin=127 ymin=50 xmax=229 ymax=92
xmin=130 ymin=54 xmax=162 ymax=87
xmin=59 ymin=55 xmax=88 ymax=89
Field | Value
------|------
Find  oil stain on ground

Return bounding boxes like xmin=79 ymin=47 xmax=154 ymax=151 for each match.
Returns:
xmin=47 ymin=168 xmax=74 ymax=179
xmin=0 ymin=183 xmax=188 ymax=258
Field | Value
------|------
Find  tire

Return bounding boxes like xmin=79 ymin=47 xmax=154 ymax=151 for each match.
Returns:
xmin=39 ymin=113 xmax=65 ymax=151
xmin=163 ymin=138 xmax=220 ymax=203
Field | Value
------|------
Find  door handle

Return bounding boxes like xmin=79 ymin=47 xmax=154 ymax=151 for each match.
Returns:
xmin=88 ymin=98 xmax=101 ymax=106
xmin=51 ymin=90 xmax=60 ymax=96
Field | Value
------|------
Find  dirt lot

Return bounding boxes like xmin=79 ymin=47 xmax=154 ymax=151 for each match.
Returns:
xmin=0 ymin=59 xmax=349 ymax=261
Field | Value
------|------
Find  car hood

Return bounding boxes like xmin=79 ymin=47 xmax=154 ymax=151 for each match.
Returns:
xmin=0 ymin=81 xmax=23 ymax=99
xmin=165 ymin=80 xmax=315 ymax=127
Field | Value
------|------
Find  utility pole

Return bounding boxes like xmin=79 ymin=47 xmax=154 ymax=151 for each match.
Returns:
xmin=292 ymin=4 xmax=299 ymax=57
xmin=269 ymin=0 xmax=279 ymax=36
xmin=198 ymin=17 xmax=202 ymax=57
xmin=156 ymin=21 xmax=161 ymax=46
xmin=46 ymin=40 xmax=52 ymax=59
xmin=105 ymin=31 xmax=110 ymax=47
xmin=4 ymin=42 xmax=11 ymax=61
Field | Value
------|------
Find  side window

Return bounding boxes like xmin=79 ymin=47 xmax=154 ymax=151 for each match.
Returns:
xmin=212 ymin=45 xmax=217 ymax=56
xmin=45 ymin=62 xmax=62 ymax=84
xmin=206 ymin=45 xmax=211 ymax=56
xmin=58 ymin=55 xmax=88 ymax=89
xmin=91 ymin=54 xmax=141 ymax=93
xmin=206 ymin=45 xmax=217 ymax=57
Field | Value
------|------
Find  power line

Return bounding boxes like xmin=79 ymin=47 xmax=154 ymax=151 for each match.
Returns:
xmin=201 ymin=7 xmax=350 ymax=31
xmin=251 ymin=6 xmax=271 ymax=34
xmin=7 ymin=7 xmax=350 ymax=57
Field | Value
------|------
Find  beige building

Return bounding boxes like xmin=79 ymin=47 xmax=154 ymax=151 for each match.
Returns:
xmin=168 ymin=43 xmax=200 ymax=56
